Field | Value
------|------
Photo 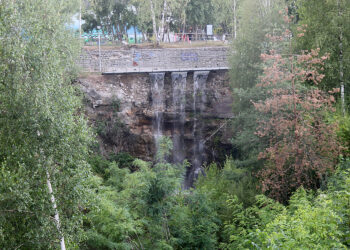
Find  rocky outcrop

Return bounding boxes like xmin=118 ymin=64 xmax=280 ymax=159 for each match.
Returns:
xmin=78 ymin=70 xmax=234 ymax=169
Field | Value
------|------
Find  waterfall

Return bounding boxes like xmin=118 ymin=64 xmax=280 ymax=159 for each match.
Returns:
xmin=150 ymin=73 xmax=165 ymax=151
xmin=171 ymin=72 xmax=187 ymax=164
xmin=150 ymin=71 xmax=209 ymax=188
xmin=185 ymin=71 xmax=209 ymax=188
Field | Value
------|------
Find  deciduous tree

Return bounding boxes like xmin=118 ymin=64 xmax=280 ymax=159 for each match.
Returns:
xmin=255 ymin=12 xmax=341 ymax=203
xmin=0 ymin=0 xmax=92 ymax=248
xmin=294 ymin=0 xmax=350 ymax=109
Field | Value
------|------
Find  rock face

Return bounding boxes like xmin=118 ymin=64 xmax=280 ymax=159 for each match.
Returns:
xmin=79 ymin=70 xmax=233 ymax=186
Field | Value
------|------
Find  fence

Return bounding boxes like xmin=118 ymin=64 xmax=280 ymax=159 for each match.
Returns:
xmin=82 ymin=33 xmax=233 ymax=46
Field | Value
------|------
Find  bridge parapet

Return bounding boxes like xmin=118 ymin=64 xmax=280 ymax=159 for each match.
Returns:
xmin=79 ymin=47 xmax=229 ymax=74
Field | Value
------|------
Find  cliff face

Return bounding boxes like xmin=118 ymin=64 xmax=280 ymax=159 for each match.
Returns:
xmin=79 ymin=70 xmax=233 ymax=186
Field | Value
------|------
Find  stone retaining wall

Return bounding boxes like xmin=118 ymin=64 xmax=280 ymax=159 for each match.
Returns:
xmin=79 ymin=47 xmax=229 ymax=73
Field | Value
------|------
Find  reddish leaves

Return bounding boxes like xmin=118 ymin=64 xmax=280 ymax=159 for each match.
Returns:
xmin=255 ymin=20 xmax=341 ymax=203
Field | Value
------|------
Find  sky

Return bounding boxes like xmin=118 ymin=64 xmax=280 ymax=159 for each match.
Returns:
xmin=70 ymin=13 xmax=84 ymax=30
xmin=69 ymin=13 xmax=140 ymax=36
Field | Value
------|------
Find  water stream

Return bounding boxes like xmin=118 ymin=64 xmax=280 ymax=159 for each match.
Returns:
xmin=150 ymin=73 xmax=165 ymax=151
xmin=171 ymin=72 xmax=187 ymax=164
xmin=185 ymin=71 xmax=209 ymax=188
xmin=150 ymin=71 xmax=210 ymax=188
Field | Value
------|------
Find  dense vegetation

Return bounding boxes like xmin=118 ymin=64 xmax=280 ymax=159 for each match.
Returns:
xmin=82 ymin=0 xmax=239 ymax=42
xmin=1 ymin=0 xmax=350 ymax=249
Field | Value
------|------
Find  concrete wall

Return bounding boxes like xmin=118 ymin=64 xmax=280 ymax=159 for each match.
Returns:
xmin=79 ymin=47 xmax=229 ymax=73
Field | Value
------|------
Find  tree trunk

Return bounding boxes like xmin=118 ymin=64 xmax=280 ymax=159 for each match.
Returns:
xmin=338 ymin=0 xmax=345 ymax=115
xmin=182 ymin=18 xmax=186 ymax=40
xmin=259 ymin=0 xmax=268 ymax=16
xmin=181 ymin=2 xmax=188 ymax=40
xmin=116 ymin=24 xmax=122 ymax=42
xmin=124 ymin=26 xmax=128 ymax=40
xmin=159 ymin=0 xmax=167 ymax=42
xmin=340 ymin=33 xmax=345 ymax=114
xmin=134 ymin=27 xmax=137 ymax=44
xmin=111 ymin=24 xmax=117 ymax=42
xmin=233 ymin=0 xmax=237 ymax=39
xmin=149 ymin=0 xmax=159 ymax=44
xmin=167 ymin=25 xmax=170 ymax=43
xmin=47 ymin=171 xmax=66 ymax=250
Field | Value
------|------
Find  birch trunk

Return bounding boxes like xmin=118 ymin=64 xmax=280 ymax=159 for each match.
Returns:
xmin=340 ymin=32 xmax=345 ymax=114
xmin=149 ymin=0 xmax=159 ymax=44
xmin=47 ymin=171 xmax=66 ymax=250
xmin=233 ymin=0 xmax=237 ymax=39
xmin=159 ymin=0 xmax=167 ymax=42
xmin=338 ymin=0 xmax=345 ymax=114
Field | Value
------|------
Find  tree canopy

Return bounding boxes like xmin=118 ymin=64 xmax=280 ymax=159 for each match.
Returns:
xmin=0 ymin=0 xmax=92 ymax=248
xmin=2 ymin=0 xmax=350 ymax=249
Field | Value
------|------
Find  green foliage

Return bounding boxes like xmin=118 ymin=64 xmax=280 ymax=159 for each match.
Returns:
xmin=0 ymin=0 xmax=93 ymax=248
xmin=230 ymin=86 xmax=273 ymax=169
xmin=217 ymin=160 xmax=350 ymax=249
xmin=156 ymin=136 xmax=174 ymax=162
xmin=82 ymin=138 xmax=219 ymax=249
xmin=252 ymin=188 xmax=346 ymax=249
xmin=212 ymin=0 xmax=235 ymax=34
xmin=221 ymin=2 xmax=350 ymax=247
xmin=196 ymin=158 xmax=258 ymax=207
xmin=230 ymin=0 xmax=285 ymax=89
xmin=336 ymin=114 xmax=350 ymax=155
xmin=231 ymin=83 xmax=309 ymax=170
xmin=326 ymin=159 xmax=350 ymax=246
xmin=83 ymin=0 xmax=137 ymax=41
xmin=293 ymin=0 xmax=350 ymax=95
xmin=110 ymin=97 xmax=121 ymax=112
xmin=229 ymin=0 xmax=286 ymax=170
xmin=231 ymin=5 xmax=341 ymax=203
xmin=169 ymin=191 xmax=219 ymax=250
xmin=229 ymin=159 xmax=350 ymax=249
xmin=95 ymin=115 xmax=125 ymax=139
xmin=4 ymin=0 xmax=350 ymax=248
xmin=88 ymin=154 xmax=111 ymax=178
xmin=195 ymin=158 xmax=283 ymax=248
xmin=80 ymin=168 xmax=142 ymax=250
xmin=109 ymin=152 xmax=135 ymax=170
xmin=185 ymin=0 xmax=214 ymax=28
xmin=221 ymin=195 xmax=284 ymax=249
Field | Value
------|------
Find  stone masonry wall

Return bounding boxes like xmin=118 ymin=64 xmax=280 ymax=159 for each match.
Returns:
xmin=79 ymin=47 xmax=229 ymax=73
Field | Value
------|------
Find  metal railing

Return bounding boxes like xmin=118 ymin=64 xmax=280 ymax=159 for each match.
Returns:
xmin=81 ymin=33 xmax=233 ymax=46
